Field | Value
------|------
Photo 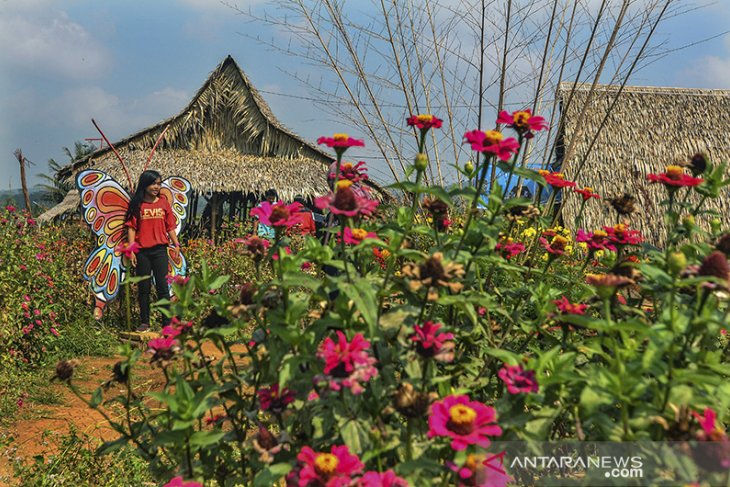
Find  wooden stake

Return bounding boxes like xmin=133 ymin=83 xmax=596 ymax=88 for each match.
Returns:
xmin=14 ymin=149 xmax=32 ymax=213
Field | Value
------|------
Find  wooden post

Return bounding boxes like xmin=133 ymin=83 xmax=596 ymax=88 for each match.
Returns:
xmin=14 ymin=149 xmax=32 ymax=213
xmin=211 ymin=192 xmax=218 ymax=246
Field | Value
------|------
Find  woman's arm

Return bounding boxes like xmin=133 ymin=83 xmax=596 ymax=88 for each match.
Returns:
xmin=127 ymin=227 xmax=137 ymax=266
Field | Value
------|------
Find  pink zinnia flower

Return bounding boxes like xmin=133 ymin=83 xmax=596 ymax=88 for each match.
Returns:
xmin=407 ymin=114 xmax=443 ymax=131
xmin=342 ymin=227 xmax=378 ymax=245
xmin=317 ymin=331 xmax=378 ymax=395
xmin=498 ymin=364 xmax=539 ymax=394
xmin=538 ymin=170 xmax=576 ymax=189
xmin=448 ymin=452 xmax=510 ymax=487
xmin=115 ymin=241 xmax=141 ymax=258
xmin=5 ymin=205 xmax=15 ymax=213
xmin=576 ymin=229 xmax=616 ymax=252
xmin=356 ymin=470 xmax=409 ymax=487
xmin=539 ymin=235 xmax=569 ymax=255
xmin=428 ymin=395 xmax=502 ymax=450
xmin=258 ymin=383 xmax=296 ymax=413
xmin=297 ymin=445 xmax=364 ymax=486
xmin=495 ymin=241 xmax=525 ymax=259
xmin=163 ymin=476 xmax=202 ymax=487
xmin=318 ymin=133 xmax=365 ymax=149
xmin=463 ymin=130 xmax=520 ymax=161
xmin=148 ymin=337 xmax=179 ymax=363
xmin=236 ymin=235 xmax=271 ymax=259
xmin=648 ymin=165 xmax=703 ymax=188
xmin=250 ymin=201 xmax=303 ymax=230
xmin=553 ymin=296 xmax=588 ymax=315
xmin=496 ymin=109 xmax=548 ymax=138
xmin=315 ymin=186 xmax=379 ymax=218
xmin=329 ymin=161 xmax=369 ymax=184
xmin=410 ymin=321 xmax=455 ymax=362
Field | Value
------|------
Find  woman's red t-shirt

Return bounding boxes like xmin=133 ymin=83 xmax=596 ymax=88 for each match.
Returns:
xmin=124 ymin=198 xmax=177 ymax=249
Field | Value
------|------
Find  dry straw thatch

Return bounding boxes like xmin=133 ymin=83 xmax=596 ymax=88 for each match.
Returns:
xmin=56 ymin=55 xmax=335 ymax=199
xmin=557 ymin=82 xmax=730 ymax=246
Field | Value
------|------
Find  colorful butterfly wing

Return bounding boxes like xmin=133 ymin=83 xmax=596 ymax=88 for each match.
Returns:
xmin=160 ymin=176 xmax=192 ymax=236
xmin=160 ymin=176 xmax=192 ymax=280
xmin=77 ymin=169 xmax=131 ymax=319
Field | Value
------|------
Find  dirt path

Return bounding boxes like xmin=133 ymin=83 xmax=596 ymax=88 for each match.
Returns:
xmin=0 ymin=340 xmax=238 ymax=484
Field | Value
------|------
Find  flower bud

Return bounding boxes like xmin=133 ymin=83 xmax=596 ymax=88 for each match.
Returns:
xmin=464 ymin=160 xmax=475 ymax=175
xmin=667 ymin=252 xmax=687 ymax=276
xmin=414 ymin=153 xmax=428 ymax=172
xmin=682 ymin=215 xmax=695 ymax=231
xmin=711 ymin=218 xmax=722 ymax=234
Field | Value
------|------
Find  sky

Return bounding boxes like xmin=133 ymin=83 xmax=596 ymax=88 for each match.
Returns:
xmin=2 ymin=0 xmax=730 ymax=191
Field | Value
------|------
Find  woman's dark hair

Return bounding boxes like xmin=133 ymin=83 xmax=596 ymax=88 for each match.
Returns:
xmin=125 ymin=170 xmax=162 ymax=222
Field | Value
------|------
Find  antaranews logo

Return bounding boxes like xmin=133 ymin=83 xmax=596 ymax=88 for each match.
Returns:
xmin=509 ymin=455 xmax=644 ymax=479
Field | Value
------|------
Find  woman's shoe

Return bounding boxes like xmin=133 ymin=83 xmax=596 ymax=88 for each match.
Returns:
xmin=136 ymin=323 xmax=150 ymax=333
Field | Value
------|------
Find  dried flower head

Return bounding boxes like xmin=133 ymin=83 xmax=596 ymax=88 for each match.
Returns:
xmin=401 ymin=252 xmax=465 ymax=301
xmin=699 ymin=251 xmax=730 ymax=284
xmin=716 ymin=234 xmax=730 ymax=256
xmin=393 ymin=382 xmax=437 ymax=418
xmin=53 ymin=359 xmax=80 ymax=382
xmin=608 ymin=194 xmax=637 ymax=216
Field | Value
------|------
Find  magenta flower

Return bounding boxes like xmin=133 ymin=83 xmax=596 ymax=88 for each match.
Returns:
xmin=552 ymin=296 xmax=588 ymax=315
xmin=575 ymin=229 xmax=615 ymax=252
xmin=407 ymin=114 xmax=443 ymax=131
xmin=410 ymin=321 xmax=455 ymax=362
xmin=236 ymin=235 xmax=271 ymax=259
xmin=329 ymin=161 xmax=369 ymax=184
xmin=148 ymin=337 xmax=179 ymax=363
xmin=498 ymin=364 xmax=539 ymax=394
xmin=257 ymin=383 xmax=296 ymax=413
xmin=463 ymin=130 xmax=520 ymax=161
xmin=603 ymin=223 xmax=643 ymax=247
xmin=496 ymin=109 xmax=548 ymax=138
xmin=495 ymin=241 xmax=525 ymax=259
xmin=317 ymin=331 xmax=378 ymax=395
xmin=539 ymin=235 xmax=569 ymax=255
xmin=315 ymin=186 xmax=379 ymax=218
xmin=5 ymin=205 xmax=15 ymax=213
xmin=428 ymin=395 xmax=502 ymax=450
xmin=448 ymin=452 xmax=510 ymax=487
xmin=163 ymin=476 xmax=202 ymax=487
xmin=250 ymin=201 xmax=303 ymax=230
xmin=115 ymin=241 xmax=141 ymax=258
xmin=356 ymin=470 xmax=409 ymax=487
xmin=318 ymin=133 xmax=365 ymax=149
xmin=342 ymin=227 xmax=378 ymax=245
xmin=297 ymin=445 xmax=364 ymax=486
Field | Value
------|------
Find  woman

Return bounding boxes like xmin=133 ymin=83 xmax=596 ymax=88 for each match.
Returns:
xmin=124 ymin=170 xmax=180 ymax=332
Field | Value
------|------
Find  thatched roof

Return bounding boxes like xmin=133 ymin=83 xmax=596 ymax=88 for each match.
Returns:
xmin=37 ymin=189 xmax=79 ymax=223
xmin=557 ymin=82 xmax=730 ymax=246
xmin=58 ymin=55 xmax=335 ymax=197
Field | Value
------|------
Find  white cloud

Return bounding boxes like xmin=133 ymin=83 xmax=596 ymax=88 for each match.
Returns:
xmin=0 ymin=5 xmax=111 ymax=80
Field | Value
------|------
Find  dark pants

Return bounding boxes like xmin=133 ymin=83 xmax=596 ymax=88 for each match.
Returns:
xmin=136 ymin=244 xmax=171 ymax=326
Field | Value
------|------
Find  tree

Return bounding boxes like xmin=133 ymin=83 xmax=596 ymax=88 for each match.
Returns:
xmin=37 ymin=141 xmax=95 ymax=205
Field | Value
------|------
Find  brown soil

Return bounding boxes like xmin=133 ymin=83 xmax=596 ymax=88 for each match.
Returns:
xmin=0 ymin=340 xmax=245 ymax=484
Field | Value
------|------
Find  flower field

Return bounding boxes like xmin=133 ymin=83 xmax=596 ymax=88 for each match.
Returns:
xmin=2 ymin=112 xmax=730 ymax=486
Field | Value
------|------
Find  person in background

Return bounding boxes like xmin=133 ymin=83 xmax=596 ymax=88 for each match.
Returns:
xmin=293 ymin=195 xmax=316 ymax=236
xmin=124 ymin=170 xmax=180 ymax=333
xmin=253 ymin=189 xmax=277 ymax=240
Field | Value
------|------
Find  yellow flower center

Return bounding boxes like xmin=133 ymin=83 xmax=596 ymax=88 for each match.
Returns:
xmin=449 ymin=404 xmax=477 ymax=426
xmin=513 ymin=111 xmax=531 ymax=127
xmin=341 ymin=162 xmax=354 ymax=171
xmin=417 ymin=114 xmax=434 ymax=123
xmin=613 ymin=223 xmax=627 ymax=236
xmin=351 ymin=228 xmax=368 ymax=240
xmin=381 ymin=249 xmax=391 ymax=259
xmin=552 ymin=235 xmax=569 ymax=248
xmin=465 ymin=454 xmax=482 ymax=471
xmin=538 ymin=169 xmax=549 ymax=177
xmin=336 ymin=179 xmax=353 ymax=190
xmin=666 ymin=165 xmax=684 ymax=179
xmin=594 ymin=230 xmax=608 ymax=238
xmin=483 ymin=130 xmax=504 ymax=145
xmin=314 ymin=453 xmax=339 ymax=476
xmin=333 ymin=133 xmax=349 ymax=141
xmin=583 ymin=187 xmax=593 ymax=192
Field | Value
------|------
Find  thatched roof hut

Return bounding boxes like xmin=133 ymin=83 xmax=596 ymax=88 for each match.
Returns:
xmin=556 ymin=82 xmax=730 ymax=246
xmin=43 ymin=56 xmax=386 ymax=230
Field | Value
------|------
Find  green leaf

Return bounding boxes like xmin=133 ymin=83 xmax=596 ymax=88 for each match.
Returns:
xmin=254 ymin=463 xmax=293 ymax=487
xmin=189 ymin=430 xmax=226 ymax=448
xmin=96 ymin=436 xmax=129 ymax=455
xmin=340 ymin=419 xmax=371 ymax=455
xmin=580 ymin=386 xmax=613 ymax=414
xmin=209 ymin=275 xmax=230 ymax=290
xmin=89 ymin=387 xmax=103 ymax=408
xmin=340 ymin=281 xmax=378 ymax=338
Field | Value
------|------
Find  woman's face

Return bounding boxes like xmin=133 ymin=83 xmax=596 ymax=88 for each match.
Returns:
xmin=145 ymin=178 xmax=162 ymax=198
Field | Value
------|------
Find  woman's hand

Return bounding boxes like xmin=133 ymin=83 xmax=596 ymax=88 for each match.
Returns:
xmin=130 ymin=253 xmax=137 ymax=267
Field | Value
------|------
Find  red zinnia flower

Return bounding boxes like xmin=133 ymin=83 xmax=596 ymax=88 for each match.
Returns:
xmin=538 ymin=170 xmax=576 ymax=189
xmin=115 ymin=241 xmax=141 ymax=258
xmin=250 ymin=201 xmax=303 ymax=230
xmin=297 ymin=445 xmax=364 ymax=486
xmin=495 ymin=241 xmax=525 ymax=259
xmin=603 ymin=223 xmax=643 ymax=247
xmin=410 ymin=321 xmax=455 ymax=362
xmin=342 ymin=227 xmax=378 ymax=245
xmin=317 ymin=331 xmax=378 ymax=395
xmin=496 ymin=109 xmax=548 ymax=138
xmin=258 ymin=383 xmax=296 ymax=413
xmin=498 ymin=363 xmax=539 ymax=394
xmin=428 ymin=394 xmax=502 ymax=450
xmin=448 ymin=452 xmax=510 ymax=487
xmin=647 ymin=165 xmax=703 ymax=188
xmin=407 ymin=114 xmax=443 ymax=130
xmin=318 ymin=133 xmax=365 ymax=158
xmin=315 ymin=185 xmax=379 ymax=218
xmin=236 ymin=235 xmax=271 ymax=259
xmin=463 ymin=130 xmax=520 ymax=161
xmin=553 ymin=296 xmax=588 ymax=315
xmin=356 ymin=470 xmax=409 ymax=487
xmin=329 ymin=161 xmax=369 ymax=184
xmin=148 ymin=337 xmax=179 ymax=363
xmin=5 ymin=205 xmax=15 ymax=213
xmin=574 ymin=186 xmax=600 ymax=201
